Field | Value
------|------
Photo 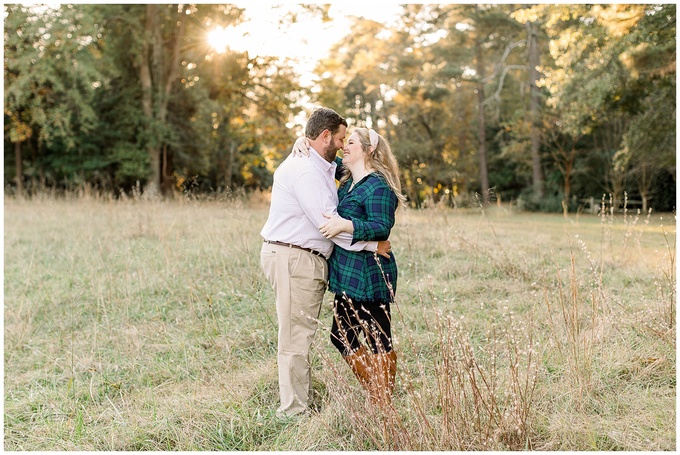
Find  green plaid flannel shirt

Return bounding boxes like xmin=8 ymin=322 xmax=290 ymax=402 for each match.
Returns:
xmin=328 ymin=172 xmax=398 ymax=302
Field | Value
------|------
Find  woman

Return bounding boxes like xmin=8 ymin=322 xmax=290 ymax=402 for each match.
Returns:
xmin=295 ymin=127 xmax=405 ymax=405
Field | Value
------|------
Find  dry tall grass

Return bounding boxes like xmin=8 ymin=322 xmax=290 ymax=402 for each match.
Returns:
xmin=4 ymin=193 xmax=675 ymax=450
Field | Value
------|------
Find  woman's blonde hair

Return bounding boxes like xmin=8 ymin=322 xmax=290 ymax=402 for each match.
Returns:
xmin=340 ymin=127 xmax=407 ymax=205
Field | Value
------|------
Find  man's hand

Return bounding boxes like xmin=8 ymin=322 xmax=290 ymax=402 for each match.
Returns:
xmin=291 ymin=136 xmax=310 ymax=157
xmin=376 ymin=240 xmax=391 ymax=259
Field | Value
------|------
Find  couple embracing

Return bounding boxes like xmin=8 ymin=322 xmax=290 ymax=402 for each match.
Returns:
xmin=260 ymin=107 xmax=405 ymax=418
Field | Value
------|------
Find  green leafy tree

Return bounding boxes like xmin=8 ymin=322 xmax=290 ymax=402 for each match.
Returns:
xmin=98 ymin=4 xmax=244 ymax=194
xmin=543 ymin=4 xmax=675 ymax=211
xmin=616 ymin=5 xmax=676 ymax=212
xmin=191 ymin=51 xmax=301 ymax=192
xmin=434 ymin=4 xmax=525 ymax=202
xmin=4 ymin=4 xmax=105 ymax=195
xmin=5 ymin=4 xmax=674 ymax=208
xmin=502 ymin=5 xmax=551 ymax=199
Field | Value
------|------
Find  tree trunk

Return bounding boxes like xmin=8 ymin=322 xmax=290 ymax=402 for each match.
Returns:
xmin=217 ymin=149 xmax=227 ymax=190
xmin=475 ymin=52 xmax=490 ymax=203
xmin=139 ymin=5 xmax=159 ymax=193
xmin=637 ymin=162 xmax=653 ymax=213
xmin=147 ymin=148 xmax=162 ymax=195
xmin=408 ymin=165 xmax=421 ymax=209
xmin=225 ymin=141 xmax=236 ymax=190
xmin=158 ymin=5 xmax=186 ymax=125
xmin=563 ymin=163 xmax=572 ymax=202
xmin=563 ymin=160 xmax=572 ymax=218
xmin=14 ymin=141 xmax=24 ymax=197
xmin=561 ymin=147 xmax=576 ymax=216
xmin=39 ymin=166 xmax=46 ymax=188
xmin=139 ymin=4 xmax=187 ymax=195
xmin=162 ymin=144 xmax=175 ymax=194
xmin=526 ymin=19 xmax=544 ymax=197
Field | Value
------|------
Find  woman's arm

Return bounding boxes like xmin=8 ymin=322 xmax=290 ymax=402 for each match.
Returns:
xmin=292 ymin=137 xmax=345 ymax=180
xmin=350 ymin=181 xmax=398 ymax=242
xmin=319 ymin=179 xmax=398 ymax=242
xmin=319 ymin=213 xmax=391 ymax=258
xmin=319 ymin=213 xmax=354 ymax=238
xmin=291 ymin=136 xmax=310 ymax=156
xmin=334 ymin=156 xmax=344 ymax=180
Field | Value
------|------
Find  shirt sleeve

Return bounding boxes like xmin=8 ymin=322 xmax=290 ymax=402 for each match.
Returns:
xmin=351 ymin=180 xmax=398 ymax=243
xmin=334 ymin=156 xmax=344 ymax=180
xmin=330 ymin=222 xmax=378 ymax=251
xmin=292 ymin=168 xmax=378 ymax=252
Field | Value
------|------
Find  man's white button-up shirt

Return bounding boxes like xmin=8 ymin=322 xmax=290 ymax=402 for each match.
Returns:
xmin=260 ymin=147 xmax=377 ymax=258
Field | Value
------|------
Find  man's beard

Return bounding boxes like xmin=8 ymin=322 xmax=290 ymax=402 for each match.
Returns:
xmin=323 ymin=144 xmax=339 ymax=162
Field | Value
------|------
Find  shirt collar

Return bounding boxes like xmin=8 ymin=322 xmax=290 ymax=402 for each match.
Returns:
xmin=309 ymin=146 xmax=336 ymax=173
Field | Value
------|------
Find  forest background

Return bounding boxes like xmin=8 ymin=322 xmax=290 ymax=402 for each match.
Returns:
xmin=4 ymin=3 xmax=676 ymax=213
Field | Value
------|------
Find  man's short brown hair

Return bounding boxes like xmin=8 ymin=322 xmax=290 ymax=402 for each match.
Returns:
xmin=305 ymin=108 xmax=348 ymax=140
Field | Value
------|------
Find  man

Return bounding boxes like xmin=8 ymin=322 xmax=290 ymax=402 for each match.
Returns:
xmin=260 ymin=107 xmax=390 ymax=418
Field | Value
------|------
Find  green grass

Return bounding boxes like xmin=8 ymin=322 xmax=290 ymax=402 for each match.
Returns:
xmin=4 ymin=194 xmax=676 ymax=450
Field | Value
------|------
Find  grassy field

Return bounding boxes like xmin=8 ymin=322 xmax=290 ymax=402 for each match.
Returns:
xmin=4 ymin=193 xmax=676 ymax=450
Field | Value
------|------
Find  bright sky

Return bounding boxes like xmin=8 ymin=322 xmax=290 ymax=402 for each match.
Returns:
xmin=208 ymin=2 xmax=403 ymax=87
xmin=26 ymin=2 xmax=402 ymax=88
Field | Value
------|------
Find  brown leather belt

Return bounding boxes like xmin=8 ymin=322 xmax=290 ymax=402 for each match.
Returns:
xmin=264 ymin=240 xmax=324 ymax=258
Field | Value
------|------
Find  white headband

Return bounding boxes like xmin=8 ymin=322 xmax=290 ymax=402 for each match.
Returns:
xmin=369 ymin=129 xmax=380 ymax=148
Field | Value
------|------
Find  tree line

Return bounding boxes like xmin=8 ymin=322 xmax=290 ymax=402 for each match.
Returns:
xmin=4 ymin=4 xmax=676 ymax=212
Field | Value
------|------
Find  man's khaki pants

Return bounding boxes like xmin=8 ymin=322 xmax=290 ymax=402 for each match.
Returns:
xmin=260 ymin=243 xmax=328 ymax=417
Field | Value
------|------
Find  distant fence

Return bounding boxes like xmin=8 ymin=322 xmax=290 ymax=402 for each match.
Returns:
xmin=578 ymin=197 xmax=644 ymax=214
